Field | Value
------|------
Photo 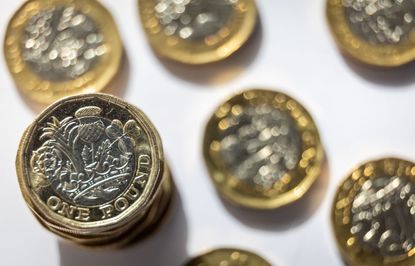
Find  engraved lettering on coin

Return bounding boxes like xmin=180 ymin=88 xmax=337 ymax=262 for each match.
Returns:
xmin=343 ymin=0 xmax=415 ymax=44
xmin=30 ymin=106 xmax=142 ymax=207
xmin=351 ymin=176 xmax=415 ymax=257
xmin=154 ymin=0 xmax=236 ymax=40
xmin=21 ymin=6 xmax=106 ymax=81
xmin=218 ymin=104 xmax=301 ymax=189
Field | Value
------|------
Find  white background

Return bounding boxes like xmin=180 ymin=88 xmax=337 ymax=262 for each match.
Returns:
xmin=1 ymin=0 xmax=415 ymax=265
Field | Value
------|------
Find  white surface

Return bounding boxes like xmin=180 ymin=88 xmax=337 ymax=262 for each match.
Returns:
xmin=1 ymin=0 xmax=415 ymax=265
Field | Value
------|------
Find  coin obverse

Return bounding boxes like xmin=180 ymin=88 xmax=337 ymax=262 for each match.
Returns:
xmin=138 ymin=0 xmax=258 ymax=64
xmin=204 ymin=89 xmax=324 ymax=210
xmin=4 ymin=0 xmax=122 ymax=104
xmin=185 ymin=248 xmax=272 ymax=266
xmin=327 ymin=0 xmax=415 ymax=66
xmin=332 ymin=158 xmax=415 ymax=266
xmin=16 ymin=94 xmax=170 ymax=247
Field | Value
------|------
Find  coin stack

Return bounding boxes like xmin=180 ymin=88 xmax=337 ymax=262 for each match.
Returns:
xmin=16 ymin=94 xmax=173 ymax=248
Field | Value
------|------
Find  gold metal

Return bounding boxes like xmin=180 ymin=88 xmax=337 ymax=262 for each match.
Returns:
xmin=332 ymin=158 xmax=415 ymax=266
xmin=138 ymin=0 xmax=258 ymax=64
xmin=16 ymin=93 xmax=171 ymax=248
xmin=185 ymin=248 xmax=272 ymax=266
xmin=203 ymin=89 xmax=324 ymax=210
xmin=327 ymin=0 xmax=415 ymax=67
xmin=4 ymin=0 xmax=122 ymax=104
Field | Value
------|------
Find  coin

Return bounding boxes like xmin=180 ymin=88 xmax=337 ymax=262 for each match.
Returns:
xmin=327 ymin=0 xmax=415 ymax=66
xmin=16 ymin=93 xmax=169 ymax=247
xmin=4 ymin=0 xmax=122 ymax=104
xmin=332 ymin=158 xmax=415 ymax=266
xmin=185 ymin=248 xmax=272 ymax=266
xmin=138 ymin=0 xmax=258 ymax=64
xmin=203 ymin=89 xmax=324 ymax=210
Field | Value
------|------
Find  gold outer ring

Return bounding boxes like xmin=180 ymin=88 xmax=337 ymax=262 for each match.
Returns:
xmin=16 ymin=93 xmax=165 ymax=232
xmin=4 ymin=0 xmax=123 ymax=104
xmin=185 ymin=248 xmax=272 ymax=266
xmin=203 ymin=89 xmax=324 ymax=210
xmin=326 ymin=0 xmax=415 ymax=67
xmin=138 ymin=0 xmax=258 ymax=64
xmin=332 ymin=157 xmax=415 ymax=266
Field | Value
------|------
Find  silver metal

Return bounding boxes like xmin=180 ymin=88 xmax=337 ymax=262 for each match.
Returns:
xmin=219 ymin=104 xmax=301 ymax=189
xmin=343 ymin=0 xmax=415 ymax=45
xmin=154 ymin=0 xmax=236 ymax=40
xmin=30 ymin=106 xmax=140 ymax=207
xmin=21 ymin=6 xmax=105 ymax=81
xmin=351 ymin=176 xmax=415 ymax=257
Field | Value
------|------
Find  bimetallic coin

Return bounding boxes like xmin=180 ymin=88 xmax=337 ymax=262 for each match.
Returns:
xmin=327 ymin=0 xmax=415 ymax=66
xmin=16 ymin=94 xmax=166 ymax=241
xmin=332 ymin=158 xmax=415 ymax=266
xmin=185 ymin=248 xmax=272 ymax=266
xmin=4 ymin=0 xmax=122 ymax=104
xmin=138 ymin=0 xmax=257 ymax=64
xmin=204 ymin=89 xmax=324 ymax=209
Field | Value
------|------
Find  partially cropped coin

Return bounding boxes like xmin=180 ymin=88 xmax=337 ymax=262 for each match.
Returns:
xmin=327 ymin=0 xmax=415 ymax=66
xmin=4 ymin=0 xmax=122 ymax=104
xmin=16 ymin=93 xmax=170 ymax=247
xmin=138 ymin=0 xmax=257 ymax=64
xmin=203 ymin=89 xmax=324 ymax=209
xmin=332 ymin=158 xmax=415 ymax=266
xmin=185 ymin=248 xmax=272 ymax=266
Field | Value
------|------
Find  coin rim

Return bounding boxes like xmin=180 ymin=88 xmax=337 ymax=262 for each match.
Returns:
xmin=185 ymin=247 xmax=272 ymax=266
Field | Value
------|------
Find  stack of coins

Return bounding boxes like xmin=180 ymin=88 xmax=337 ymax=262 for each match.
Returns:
xmin=16 ymin=94 xmax=173 ymax=248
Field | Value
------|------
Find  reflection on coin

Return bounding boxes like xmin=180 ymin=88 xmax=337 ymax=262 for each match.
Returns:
xmin=332 ymin=158 xmax=415 ymax=266
xmin=4 ymin=0 xmax=122 ymax=104
xmin=203 ymin=89 xmax=324 ymax=209
xmin=16 ymin=93 xmax=169 ymax=247
xmin=327 ymin=0 xmax=415 ymax=66
xmin=185 ymin=248 xmax=272 ymax=266
xmin=138 ymin=0 xmax=257 ymax=64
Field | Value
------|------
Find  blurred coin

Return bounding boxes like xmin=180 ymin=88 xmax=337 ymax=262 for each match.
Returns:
xmin=4 ymin=0 xmax=122 ymax=104
xmin=16 ymin=93 xmax=167 ymax=247
xmin=204 ymin=89 xmax=324 ymax=209
xmin=185 ymin=248 xmax=272 ymax=266
xmin=332 ymin=158 xmax=415 ymax=266
xmin=138 ymin=0 xmax=257 ymax=64
xmin=327 ymin=0 xmax=415 ymax=66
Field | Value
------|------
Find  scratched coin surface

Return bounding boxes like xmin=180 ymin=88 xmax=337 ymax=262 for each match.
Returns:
xmin=16 ymin=94 xmax=164 ymax=231
xmin=4 ymin=0 xmax=122 ymax=104
xmin=203 ymin=89 xmax=324 ymax=209
xmin=327 ymin=0 xmax=415 ymax=66
xmin=185 ymin=248 xmax=272 ymax=266
xmin=138 ymin=0 xmax=257 ymax=64
xmin=332 ymin=158 xmax=415 ymax=266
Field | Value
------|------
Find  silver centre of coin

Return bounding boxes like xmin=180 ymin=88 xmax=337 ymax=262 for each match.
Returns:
xmin=30 ymin=106 xmax=138 ymax=207
xmin=351 ymin=176 xmax=415 ymax=257
xmin=21 ymin=7 xmax=106 ymax=81
xmin=343 ymin=0 xmax=415 ymax=45
xmin=154 ymin=0 xmax=237 ymax=41
xmin=219 ymin=104 xmax=301 ymax=189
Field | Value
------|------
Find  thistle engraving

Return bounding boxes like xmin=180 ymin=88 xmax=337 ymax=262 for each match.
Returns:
xmin=30 ymin=106 xmax=141 ymax=206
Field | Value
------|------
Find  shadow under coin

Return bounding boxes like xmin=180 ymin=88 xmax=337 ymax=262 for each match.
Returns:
xmin=16 ymin=49 xmax=130 ymax=114
xmin=342 ymin=53 xmax=415 ymax=87
xmin=159 ymin=18 xmax=263 ymax=86
xmin=58 ymin=193 xmax=188 ymax=266
xmin=221 ymin=158 xmax=330 ymax=231
xmin=104 ymin=49 xmax=130 ymax=99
